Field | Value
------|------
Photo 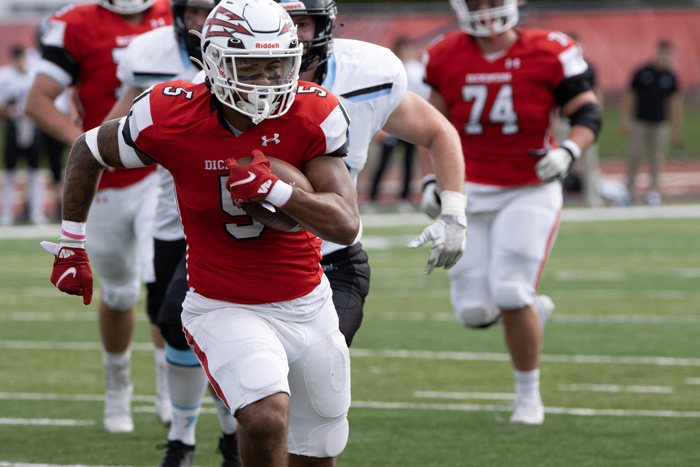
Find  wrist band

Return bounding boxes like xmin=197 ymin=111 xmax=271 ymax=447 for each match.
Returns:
xmin=265 ymin=180 xmax=294 ymax=207
xmin=561 ymin=139 xmax=582 ymax=160
xmin=61 ymin=220 xmax=87 ymax=240
xmin=440 ymin=191 xmax=467 ymax=217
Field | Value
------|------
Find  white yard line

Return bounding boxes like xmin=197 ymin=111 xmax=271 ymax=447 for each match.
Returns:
xmin=0 ymin=394 xmax=697 ymax=422
xmin=0 ymin=418 xmax=94 ymax=426
xmin=557 ymin=384 xmax=673 ymax=394
xmin=351 ymin=401 xmax=700 ymax=418
xmin=2 ymin=204 xmax=698 ymax=241
xmin=4 ymin=311 xmax=698 ymax=325
xmin=365 ymin=311 xmax=700 ymax=325
xmin=414 ymin=391 xmax=516 ymax=400
xmin=2 ymin=341 xmax=698 ymax=366
xmin=349 ymin=348 xmax=700 ymax=367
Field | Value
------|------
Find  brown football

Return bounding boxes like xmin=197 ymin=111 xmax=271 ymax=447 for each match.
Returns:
xmin=235 ymin=155 xmax=314 ymax=232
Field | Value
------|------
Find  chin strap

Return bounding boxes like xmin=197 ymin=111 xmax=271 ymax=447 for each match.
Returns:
xmin=236 ymin=95 xmax=274 ymax=126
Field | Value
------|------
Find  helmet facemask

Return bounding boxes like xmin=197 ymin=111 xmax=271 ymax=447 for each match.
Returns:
xmin=195 ymin=0 xmax=303 ymax=125
xmin=450 ymin=0 xmax=520 ymax=38
xmin=100 ymin=0 xmax=155 ymax=15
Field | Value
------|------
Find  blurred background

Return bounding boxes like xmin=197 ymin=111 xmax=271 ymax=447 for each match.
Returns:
xmin=1 ymin=0 xmax=699 ymax=220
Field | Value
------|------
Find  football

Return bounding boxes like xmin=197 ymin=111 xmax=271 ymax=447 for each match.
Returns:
xmin=235 ymin=155 xmax=314 ymax=232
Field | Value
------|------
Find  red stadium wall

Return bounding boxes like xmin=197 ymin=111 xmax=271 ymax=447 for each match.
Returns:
xmin=334 ymin=7 xmax=700 ymax=93
xmin=1 ymin=7 xmax=698 ymax=93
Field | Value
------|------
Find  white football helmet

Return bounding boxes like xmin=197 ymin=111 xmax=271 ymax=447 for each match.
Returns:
xmin=194 ymin=0 xmax=302 ymax=124
xmin=450 ymin=0 xmax=520 ymax=38
xmin=100 ymin=0 xmax=155 ymax=15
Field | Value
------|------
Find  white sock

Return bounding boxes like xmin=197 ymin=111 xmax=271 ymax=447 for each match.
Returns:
xmin=167 ymin=363 xmax=208 ymax=446
xmin=211 ymin=390 xmax=238 ymax=435
xmin=153 ymin=347 xmax=169 ymax=399
xmin=28 ymin=169 xmax=45 ymax=223
xmin=2 ymin=171 xmax=16 ymax=224
xmin=102 ymin=348 xmax=131 ymax=391
xmin=514 ymin=369 xmax=541 ymax=402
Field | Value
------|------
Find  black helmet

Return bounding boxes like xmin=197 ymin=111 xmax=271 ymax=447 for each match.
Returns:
xmin=275 ymin=0 xmax=337 ymax=74
xmin=172 ymin=0 xmax=220 ymax=66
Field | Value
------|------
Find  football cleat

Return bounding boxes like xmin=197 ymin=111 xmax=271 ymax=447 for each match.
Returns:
xmin=509 ymin=396 xmax=545 ymax=425
xmin=103 ymin=385 xmax=134 ymax=433
xmin=158 ymin=440 xmax=195 ymax=467
xmin=218 ymin=433 xmax=242 ymax=467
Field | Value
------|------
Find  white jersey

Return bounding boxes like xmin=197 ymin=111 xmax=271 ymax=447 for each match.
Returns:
xmin=319 ymin=38 xmax=407 ymax=254
xmin=117 ymin=25 xmax=198 ymax=241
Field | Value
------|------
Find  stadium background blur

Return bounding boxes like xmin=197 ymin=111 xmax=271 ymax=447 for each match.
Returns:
xmin=1 ymin=0 xmax=699 ymax=208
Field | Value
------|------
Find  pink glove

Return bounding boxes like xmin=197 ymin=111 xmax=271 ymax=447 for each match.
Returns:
xmin=226 ymin=150 xmax=281 ymax=206
xmin=41 ymin=241 xmax=93 ymax=305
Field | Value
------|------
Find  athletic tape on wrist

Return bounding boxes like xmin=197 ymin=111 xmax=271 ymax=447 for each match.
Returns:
xmin=440 ymin=191 xmax=467 ymax=217
xmin=61 ymin=220 xmax=86 ymax=239
xmin=60 ymin=220 xmax=87 ymax=249
xmin=561 ymin=139 xmax=582 ymax=160
xmin=84 ymin=127 xmax=107 ymax=167
xmin=266 ymin=180 xmax=294 ymax=207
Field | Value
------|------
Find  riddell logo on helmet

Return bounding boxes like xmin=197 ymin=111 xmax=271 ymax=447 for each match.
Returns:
xmin=255 ymin=42 xmax=280 ymax=49
xmin=279 ymin=2 xmax=305 ymax=10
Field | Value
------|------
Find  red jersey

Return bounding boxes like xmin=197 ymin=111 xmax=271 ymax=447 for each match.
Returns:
xmin=41 ymin=1 xmax=172 ymax=189
xmin=123 ymin=80 xmax=350 ymax=304
xmin=424 ymin=28 xmax=589 ymax=186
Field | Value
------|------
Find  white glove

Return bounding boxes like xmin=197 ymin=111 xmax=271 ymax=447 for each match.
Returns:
xmin=407 ymin=214 xmax=467 ymax=275
xmin=419 ymin=175 xmax=441 ymax=219
xmin=532 ymin=147 xmax=575 ymax=182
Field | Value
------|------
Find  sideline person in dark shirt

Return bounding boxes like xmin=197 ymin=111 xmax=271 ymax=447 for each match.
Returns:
xmin=619 ymin=40 xmax=683 ymax=206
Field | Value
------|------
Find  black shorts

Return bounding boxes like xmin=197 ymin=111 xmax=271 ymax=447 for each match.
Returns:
xmin=321 ymin=243 xmax=371 ymax=346
xmin=153 ymin=238 xmax=189 ymax=349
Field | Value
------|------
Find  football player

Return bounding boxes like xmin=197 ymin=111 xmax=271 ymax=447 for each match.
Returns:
xmin=26 ymin=0 xmax=173 ymax=433
xmin=43 ymin=0 xmax=358 ymax=465
xmin=274 ymin=0 xmax=468 ymax=347
xmin=105 ymin=1 xmax=242 ymax=465
xmin=423 ymin=0 xmax=602 ymax=424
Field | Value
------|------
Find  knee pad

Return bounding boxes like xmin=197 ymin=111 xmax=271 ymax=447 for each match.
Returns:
xmin=455 ymin=305 xmax=500 ymax=328
xmin=290 ymin=417 xmax=349 ymax=458
xmin=100 ymin=280 xmax=141 ymax=311
xmin=287 ymin=330 xmax=351 ymax=457
xmin=492 ymin=278 xmax=533 ymax=311
xmin=165 ymin=341 xmax=200 ymax=366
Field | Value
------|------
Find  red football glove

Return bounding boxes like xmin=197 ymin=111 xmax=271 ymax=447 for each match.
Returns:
xmin=41 ymin=241 xmax=93 ymax=305
xmin=226 ymin=150 xmax=281 ymax=206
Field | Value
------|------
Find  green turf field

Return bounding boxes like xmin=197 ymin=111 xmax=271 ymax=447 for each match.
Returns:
xmin=1 ymin=210 xmax=699 ymax=466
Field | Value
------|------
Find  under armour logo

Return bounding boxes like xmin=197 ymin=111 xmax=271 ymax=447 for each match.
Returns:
xmin=258 ymin=180 xmax=272 ymax=194
xmin=59 ymin=249 xmax=75 ymax=259
xmin=261 ymin=134 xmax=280 ymax=146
